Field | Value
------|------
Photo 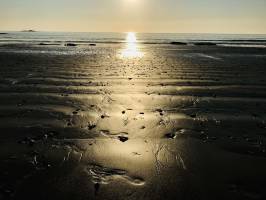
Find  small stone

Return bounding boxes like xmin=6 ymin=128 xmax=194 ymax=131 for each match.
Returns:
xmin=65 ymin=43 xmax=77 ymax=47
xmin=165 ymin=133 xmax=176 ymax=139
xmin=118 ymin=136 xmax=128 ymax=142
xmin=156 ymin=109 xmax=163 ymax=113
xmin=88 ymin=124 xmax=96 ymax=130
xmin=28 ymin=139 xmax=36 ymax=146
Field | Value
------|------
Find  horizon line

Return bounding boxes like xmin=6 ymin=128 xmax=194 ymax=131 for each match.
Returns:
xmin=1 ymin=30 xmax=266 ymax=35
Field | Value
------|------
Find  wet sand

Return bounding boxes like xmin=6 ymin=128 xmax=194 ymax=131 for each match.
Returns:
xmin=0 ymin=43 xmax=266 ymax=200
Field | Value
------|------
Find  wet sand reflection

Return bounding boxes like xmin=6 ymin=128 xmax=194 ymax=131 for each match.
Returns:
xmin=1 ymin=41 xmax=266 ymax=200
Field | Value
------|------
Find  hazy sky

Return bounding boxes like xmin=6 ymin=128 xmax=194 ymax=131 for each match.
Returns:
xmin=0 ymin=0 xmax=266 ymax=33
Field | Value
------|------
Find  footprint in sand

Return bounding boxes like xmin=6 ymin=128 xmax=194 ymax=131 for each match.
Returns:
xmin=85 ymin=164 xmax=145 ymax=186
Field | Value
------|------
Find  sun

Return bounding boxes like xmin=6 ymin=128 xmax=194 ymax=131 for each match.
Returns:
xmin=123 ymin=0 xmax=140 ymax=6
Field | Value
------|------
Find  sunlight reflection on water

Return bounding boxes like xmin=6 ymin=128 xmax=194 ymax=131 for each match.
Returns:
xmin=120 ymin=32 xmax=144 ymax=58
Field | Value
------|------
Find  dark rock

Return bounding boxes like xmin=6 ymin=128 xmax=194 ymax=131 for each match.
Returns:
xmin=39 ymin=43 xmax=59 ymax=46
xmin=118 ymin=136 xmax=128 ymax=142
xmin=122 ymin=111 xmax=126 ymax=114
xmin=72 ymin=111 xmax=78 ymax=115
xmin=165 ymin=133 xmax=176 ymax=139
xmin=156 ymin=108 xmax=164 ymax=115
xmin=65 ymin=43 xmax=77 ymax=47
xmin=170 ymin=42 xmax=187 ymax=45
xmin=88 ymin=124 xmax=96 ymax=130
xmin=156 ymin=109 xmax=163 ymax=113
xmin=89 ymin=44 xmax=96 ymax=46
xmin=22 ymin=30 xmax=36 ymax=32
xmin=194 ymin=42 xmax=217 ymax=46
xmin=0 ymin=33 xmax=8 ymax=35
xmin=132 ymin=152 xmax=141 ymax=156
xmin=39 ymin=43 xmax=49 ymax=45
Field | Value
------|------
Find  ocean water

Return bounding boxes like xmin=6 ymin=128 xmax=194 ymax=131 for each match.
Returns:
xmin=1 ymin=32 xmax=266 ymax=46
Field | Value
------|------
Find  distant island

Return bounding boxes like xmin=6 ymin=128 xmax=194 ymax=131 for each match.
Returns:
xmin=21 ymin=30 xmax=37 ymax=32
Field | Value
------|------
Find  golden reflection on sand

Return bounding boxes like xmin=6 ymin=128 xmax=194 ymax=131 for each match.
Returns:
xmin=120 ymin=32 xmax=144 ymax=58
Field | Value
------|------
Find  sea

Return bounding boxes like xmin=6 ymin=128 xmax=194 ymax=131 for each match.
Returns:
xmin=1 ymin=32 xmax=266 ymax=47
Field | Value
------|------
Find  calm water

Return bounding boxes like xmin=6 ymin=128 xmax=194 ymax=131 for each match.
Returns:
xmin=1 ymin=32 xmax=266 ymax=46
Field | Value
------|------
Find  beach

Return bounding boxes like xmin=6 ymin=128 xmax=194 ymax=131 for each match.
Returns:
xmin=0 ymin=34 xmax=266 ymax=200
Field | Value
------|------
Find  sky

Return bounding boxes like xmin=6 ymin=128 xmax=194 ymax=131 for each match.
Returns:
xmin=0 ymin=0 xmax=266 ymax=34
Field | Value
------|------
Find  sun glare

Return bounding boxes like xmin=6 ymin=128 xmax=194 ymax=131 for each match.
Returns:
xmin=120 ymin=32 xmax=143 ymax=58
xmin=127 ymin=32 xmax=137 ymax=43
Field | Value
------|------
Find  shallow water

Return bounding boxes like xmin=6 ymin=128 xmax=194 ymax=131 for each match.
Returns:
xmin=1 ymin=32 xmax=266 ymax=46
xmin=0 ymin=39 xmax=266 ymax=200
